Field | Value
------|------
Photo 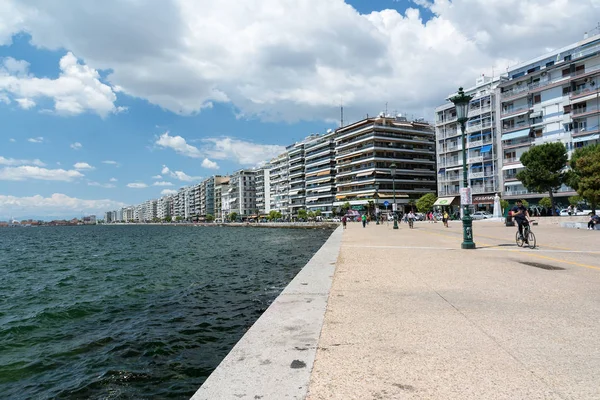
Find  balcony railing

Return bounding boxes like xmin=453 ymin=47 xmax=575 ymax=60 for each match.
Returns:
xmin=469 ymin=171 xmax=484 ymax=179
xmin=468 ymin=140 xmax=483 ymax=148
xmin=468 ymin=156 xmax=483 ymax=163
xmin=502 ymin=122 xmax=530 ymax=133
xmin=572 ymin=105 xmax=600 ymax=116
xmin=501 ymin=105 xmax=530 ymax=117
xmin=467 ymin=121 xmax=493 ymax=133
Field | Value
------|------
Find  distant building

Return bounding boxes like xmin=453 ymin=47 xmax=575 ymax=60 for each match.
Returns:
xmin=305 ymin=130 xmax=336 ymax=216
xmin=334 ymin=115 xmax=437 ymax=213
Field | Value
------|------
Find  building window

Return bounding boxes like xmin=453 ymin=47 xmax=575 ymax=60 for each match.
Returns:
xmin=533 ymin=94 xmax=541 ymax=104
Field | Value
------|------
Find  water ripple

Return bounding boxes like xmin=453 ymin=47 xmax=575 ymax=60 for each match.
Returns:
xmin=0 ymin=225 xmax=332 ymax=399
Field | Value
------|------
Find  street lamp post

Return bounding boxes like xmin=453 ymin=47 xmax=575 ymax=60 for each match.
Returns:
xmin=390 ymin=163 xmax=398 ymax=229
xmin=449 ymin=87 xmax=476 ymax=249
xmin=375 ymin=182 xmax=380 ymax=225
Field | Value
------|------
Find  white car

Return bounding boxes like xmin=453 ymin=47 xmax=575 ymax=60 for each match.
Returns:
xmin=471 ymin=211 xmax=491 ymax=220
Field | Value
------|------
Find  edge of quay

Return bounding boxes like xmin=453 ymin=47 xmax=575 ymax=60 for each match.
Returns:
xmin=190 ymin=225 xmax=343 ymax=400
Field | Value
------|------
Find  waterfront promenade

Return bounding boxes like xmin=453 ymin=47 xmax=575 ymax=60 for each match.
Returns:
xmin=306 ymin=220 xmax=600 ymax=399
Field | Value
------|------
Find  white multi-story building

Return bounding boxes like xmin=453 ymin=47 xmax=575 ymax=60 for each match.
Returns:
xmin=157 ymin=196 xmax=172 ymax=220
xmin=104 ymin=211 xmax=113 ymax=223
xmin=497 ymin=33 xmax=600 ymax=203
xmin=305 ymin=130 xmax=336 ymax=216
xmin=228 ymin=169 xmax=257 ymax=219
xmin=334 ymin=115 xmax=437 ymax=212
xmin=435 ymin=75 xmax=501 ymax=211
xmin=269 ymin=153 xmax=290 ymax=217
xmin=122 ymin=207 xmax=134 ymax=222
xmin=288 ymin=142 xmax=306 ymax=216
xmin=254 ymin=166 xmax=271 ymax=216
xmin=215 ymin=177 xmax=230 ymax=220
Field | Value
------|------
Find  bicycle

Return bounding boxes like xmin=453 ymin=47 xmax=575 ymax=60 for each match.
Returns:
xmin=515 ymin=219 xmax=536 ymax=249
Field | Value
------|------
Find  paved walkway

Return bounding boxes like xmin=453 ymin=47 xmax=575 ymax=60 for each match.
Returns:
xmin=306 ymin=220 xmax=600 ymax=400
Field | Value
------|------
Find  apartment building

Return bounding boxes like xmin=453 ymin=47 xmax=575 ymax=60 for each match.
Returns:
xmin=334 ymin=115 xmax=437 ymax=212
xmin=304 ymin=130 xmax=336 ymax=216
xmin=228 ymin=169 xmax=257 ymax=218
xmin=288 ymin=142 xmax=307 ymax=216
xmin=497 ymin=33 xmax=600 ymax=202
xmin=157 ymin=196 xmax=172 ymax=220
xmin=254 ymin=166 xmax=271 ymax=216
xmin=269 ymin=153 xmax=290 ymax=217
xmin=435 ymin=75 xmax=500 ymax=210
xmin=215 ymin=177 xmax=230 ymax=220
xmin=142 ymin=199 xmax=157 ymax=221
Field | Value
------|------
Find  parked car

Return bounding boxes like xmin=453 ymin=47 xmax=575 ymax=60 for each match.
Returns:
xmin=472 ymin=211 xmax=491 ymax=220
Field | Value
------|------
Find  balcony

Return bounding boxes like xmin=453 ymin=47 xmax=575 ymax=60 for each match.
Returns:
xmin=468 ymin=156 xmax=483 ymax=164
xmin=469 ymin=171 xmax=484 ymax=179
xmin=500 ymin=106 xmax=531 ymax=118
xmin=468 ymin=106 xmax=492 ymax=118
xmin=502 ymin=122 xmax=530 ymax=134
xmin=572 ymin=105 xmax=600 ymax=118
xmin=468 ymin=139 xmax=483 ymax=148
xmin=466 ymin=121 xmax=493 ymax=133
xmin=472 ymin=186 xmax=495 ymax=194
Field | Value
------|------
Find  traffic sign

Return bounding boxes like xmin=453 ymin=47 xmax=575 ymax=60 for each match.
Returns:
xmin=383 ymin=201 xmax=389 ymax=207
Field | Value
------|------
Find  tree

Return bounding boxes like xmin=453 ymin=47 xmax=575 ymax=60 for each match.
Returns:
xmin=416 ymin=193 xmax=436 ymax=213
xmin=314 ymin=210 xmax=322 ymax=217
xmin=538 ymin=197 xmax=552 ymax=209
xmin=516 ymin=142 xmax=568 ymax=215
xmin=164 ymin=216 xmax=172 ymax=222
xmin=268 ymin=210 xmax=282 ymax=221
xmin=175 ymin=216 xmax=183 ymax=222
xmin=206 ymin=214 xmax=215 ymax=222
xmin=568 ymin=195 xmax=582 ymax=206
xmin=307 ymin=211 xmax=315 ymax=219
xmin=500 ymin=199 xmax=509 ymax=214
xmin=297 ymin=209 xmax=308 ymax=220
xmin=341 ymin=201 xmax=351 ymax=215
xmin=228 ymin=212 xmax=238 ymax=222
xmin=567 ymin=144 xmax=600 ymax=213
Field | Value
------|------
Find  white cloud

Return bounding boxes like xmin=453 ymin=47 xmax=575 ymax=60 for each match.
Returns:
xmin=160 ymin=189 xmax=178 ymax=196
xmin=27 ymin=136 xmax=44 ymax=143
xmin=0 ymin=156 xmax=45 ymax=167
xmin=70 ymin=142 xmax=82 ymax=150
xmin=201 ymin=158 xmax=219 ymax=170
xmin=155 ymin=131 xmax=202 ymax=158
xmin=0 ymin=193 xmax=127 ymax=219
xmin=127 ymin=182 xmax=148 ymax=188
xmin=73 ymin=162 xmax=94 ymax=170
xmin=9 ymin=138 xmax=15 ymax=142
xmin=152 ymin=181 xmax=173 ymax=186
xmin=88 ymin=181 xmax=115 ymax=188
xmin=109 ymin=177 xmax=117 ymax=182
xmin=0 ymin=52 xmax=120 ymax=117
xmin=160 ymin=164 xmax=202 ymax=182
xmin=102 ymin=160 xmax=119 ymax=166
xmin=152 ymin=174 xmax=162 ymax=179
xmin=202 ymin=137 xmax=285 ymax=166
xmin=3 ymin=0 xmax=598 ymax=122
xmin=0 ymin=166 xmax=84 ymax=181
xmin=15 ymin=97 xmax=35 ymax=109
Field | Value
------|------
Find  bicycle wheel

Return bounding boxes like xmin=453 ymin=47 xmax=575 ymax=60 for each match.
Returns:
xmin=515 ymin=230 xmax=524 ymax=247
xmin=527 ymin=231 xmax=536 ymax=249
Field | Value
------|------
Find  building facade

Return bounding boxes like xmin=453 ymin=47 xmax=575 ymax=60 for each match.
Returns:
xmin=497 ymin=33 xmax=600 ymax=203
xmin=304 ymin=130 xmax=336 ymax=216
xmin=334 ymin=115 xmax=437 ymax=213
xmin=269 ymin=153 xmax=290 ymax=217
xmin=435 ymin=75 xmax=500 ymax=211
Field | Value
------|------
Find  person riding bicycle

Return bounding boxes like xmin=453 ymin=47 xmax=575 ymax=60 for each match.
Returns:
xmin=511 ymin=200 xmax=530 ymax=241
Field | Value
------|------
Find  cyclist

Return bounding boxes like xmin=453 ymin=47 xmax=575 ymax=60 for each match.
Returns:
xmin=511 ymin=199 xmax=531 ymax=242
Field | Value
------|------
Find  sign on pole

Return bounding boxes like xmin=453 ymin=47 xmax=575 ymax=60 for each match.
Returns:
xmin=392 ymin=203 xmax=397 ymax=212
xmin=460 ymin=187 xmax=472 ymax=205
xmin=383 ymin=201 xmax=389 ymax=207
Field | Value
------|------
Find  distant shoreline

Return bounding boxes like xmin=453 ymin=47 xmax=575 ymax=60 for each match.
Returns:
xmin=98 ymin=222 xmax=340 ymax=229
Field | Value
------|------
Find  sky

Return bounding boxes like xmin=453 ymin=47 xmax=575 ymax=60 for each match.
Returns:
xmin=1 ymin=0 xmax=600 ymax=219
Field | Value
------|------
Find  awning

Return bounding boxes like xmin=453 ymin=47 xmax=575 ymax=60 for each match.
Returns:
xmin=433 ymin=197 xmax=455 ymax=206
xmin=355 ymin=171 xmax=374 ymax=177
xmin=573 ymin=134 xmax=600 ymax=143
xmin=336 ymin=195 xmax=346 ymax=200
xmin=317 ymin=171 xmax=330 ymax=176
xmin=502 ymin=163 xmax=524 ymax=170
xmin=438 ymin=168 xmax=445 ymax=174
xmin=480 ymin=144 xmax=492 ymax=153
xmin=446 ymin=166 xmax=462 ymax=171
xmin=530 ymin=111 xmax=542 ymax=118
xmin=308 ymin=176 xmax=332 ymax=184
xmin=502 ymin=128 xmax=530 ymax=141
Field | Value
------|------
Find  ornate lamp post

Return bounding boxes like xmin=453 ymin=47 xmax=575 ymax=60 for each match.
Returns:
xmin=390 ymin=163 xmax=398 ymax=229
xmin=449 ymin=87 xmax=476 ymax=249
xmin=375 ymin=182 xmax=380 ymax=225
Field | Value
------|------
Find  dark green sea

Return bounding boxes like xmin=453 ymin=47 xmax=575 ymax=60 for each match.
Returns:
xmin=0 ymin=225 xmax=333 ymax=399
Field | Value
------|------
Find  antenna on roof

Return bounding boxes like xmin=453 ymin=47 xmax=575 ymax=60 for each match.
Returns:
xmin=340 ymin=97 xmax=344 ymax=128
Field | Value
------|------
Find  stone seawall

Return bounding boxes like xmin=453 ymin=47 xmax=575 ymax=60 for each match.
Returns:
xmin=190 ymin=226 xmax=343 ymax=400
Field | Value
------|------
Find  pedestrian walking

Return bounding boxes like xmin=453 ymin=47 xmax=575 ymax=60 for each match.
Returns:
xmin=361 ymin=214 xmax=367 ymax=228
xmin=341 ymin=215 xmax=347 ymax=229
xmin=443 ymin=211 xmax=449 ymax=228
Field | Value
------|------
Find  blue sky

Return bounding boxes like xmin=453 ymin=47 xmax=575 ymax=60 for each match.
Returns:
xmin=1 ymin=0 xmax=597 ymax=219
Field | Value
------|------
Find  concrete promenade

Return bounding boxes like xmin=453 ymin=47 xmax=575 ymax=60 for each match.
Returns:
xmin=306 ymin=219 xmax=600 ymax=399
